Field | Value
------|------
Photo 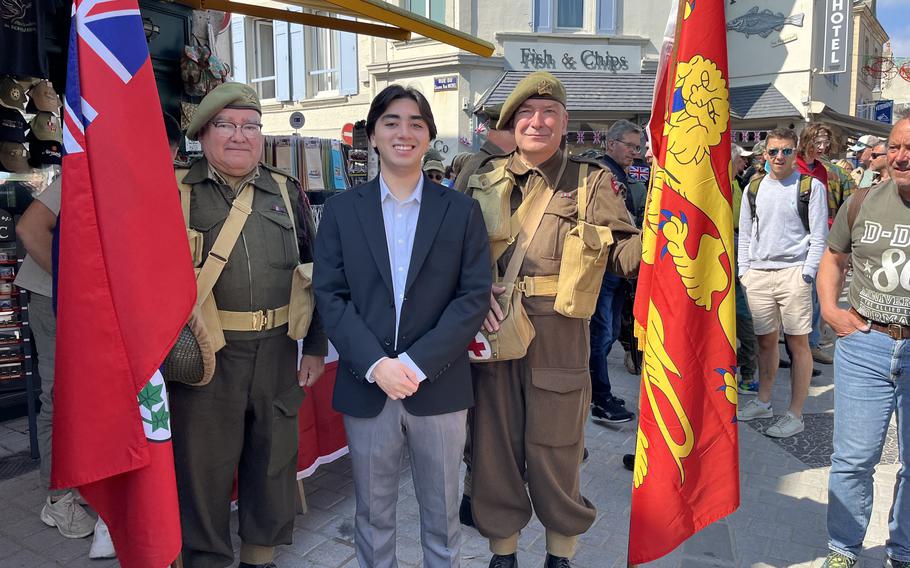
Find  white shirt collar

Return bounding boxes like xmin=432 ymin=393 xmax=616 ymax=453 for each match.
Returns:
xmin=379 ymin=172 xmax=424 ymax=205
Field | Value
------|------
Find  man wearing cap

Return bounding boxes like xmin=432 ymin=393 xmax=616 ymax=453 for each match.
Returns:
xmin=850 ymin=134 xmax=881 ymax=186
xmin=169 ymin=82 xmax=327 ymax=568
xmin=465 ymin=71 xmax=641 ymax=568
xmin=423 ymin=159 xmax=446 ymax=184
xmin=454 ymin=103 xmax=517 ymax=193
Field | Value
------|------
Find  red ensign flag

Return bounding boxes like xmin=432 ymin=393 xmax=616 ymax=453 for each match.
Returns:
xmin=52 ymin=1 xmax=195 ymax=566
xmin=629 ymin=0 xmax=739 ymax=563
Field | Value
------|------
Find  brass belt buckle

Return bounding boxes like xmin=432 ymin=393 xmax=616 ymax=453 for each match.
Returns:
xmin=252 ymin=309 xmax=270 ymax=331
xmin=887 ymin=323 xmax=904 ymax=340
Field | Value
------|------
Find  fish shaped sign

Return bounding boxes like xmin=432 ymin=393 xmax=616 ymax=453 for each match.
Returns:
xmin=726 ymin=6 xmax=805 ymax=38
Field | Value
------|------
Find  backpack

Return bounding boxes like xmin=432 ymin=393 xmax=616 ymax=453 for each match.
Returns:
xmin=746 ymin=173 xmax=814 ymax=231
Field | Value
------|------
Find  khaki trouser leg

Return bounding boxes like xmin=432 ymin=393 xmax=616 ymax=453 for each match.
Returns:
xmin=171 ymin=333 xmax=301 ymax=568
xmin=472 ymin=315 xmax=597 ymax=547
xmin=471 ymin=359 xmax=532 ymax=539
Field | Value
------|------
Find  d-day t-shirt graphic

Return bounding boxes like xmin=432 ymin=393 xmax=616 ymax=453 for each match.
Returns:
xmin=828 ymin=179 xmax=910 ymax=326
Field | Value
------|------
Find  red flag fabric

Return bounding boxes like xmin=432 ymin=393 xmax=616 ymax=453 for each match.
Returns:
xmin=52 ymin=1 xmax=195 ymax=566
xmin=629 ymin=0 xmax=739 ymax=563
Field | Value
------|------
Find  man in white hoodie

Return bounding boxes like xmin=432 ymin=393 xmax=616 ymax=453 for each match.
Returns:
xmin=736 ymin=127 xmax=829 ymax=438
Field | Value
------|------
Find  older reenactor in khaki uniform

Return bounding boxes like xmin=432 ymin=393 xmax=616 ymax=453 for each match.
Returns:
xmin=169 ymin=83 xmax=327 ymax=568
xmin=465 ymin=72 xmax=641 ymax=568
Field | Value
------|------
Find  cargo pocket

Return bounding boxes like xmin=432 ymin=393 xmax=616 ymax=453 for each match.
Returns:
xmin=268 ymin=385 xmax=306 ymax=476
xmin=526 ymin=368 xmax=589 ymax=447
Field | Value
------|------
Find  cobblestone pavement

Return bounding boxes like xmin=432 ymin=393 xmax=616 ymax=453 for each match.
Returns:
xmin=0 ymin=341 xmax=901 ymax=568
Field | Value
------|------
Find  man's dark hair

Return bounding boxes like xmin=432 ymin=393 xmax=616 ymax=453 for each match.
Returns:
xmin=366 ymin=84 xmax=437 ymax=142
xmin=163 ymin=112 xmax=182 ymax=148
xmin=765 ymin=127 xmax=798 ymax=148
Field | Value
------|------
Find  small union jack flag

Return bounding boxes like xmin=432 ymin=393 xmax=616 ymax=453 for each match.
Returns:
xmin=593 ymin=130 xmax=602 ymax=144
xmin=629 ymin=164 xmax=650 ymax=182
xmin=576 ymin=130 xmax=585 ymax=143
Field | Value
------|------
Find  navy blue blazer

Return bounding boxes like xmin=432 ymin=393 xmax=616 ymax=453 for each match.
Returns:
xmin=313 ymin=176 xmax=491 ymax=418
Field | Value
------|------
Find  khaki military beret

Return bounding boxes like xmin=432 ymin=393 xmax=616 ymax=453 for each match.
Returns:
xmin=423 ymin=159 xmax=445 ymax=173
xmin=186 ymin=82 xmax=261 ymax=141
xmin=496 ymin=71 xmax=567 ymax=130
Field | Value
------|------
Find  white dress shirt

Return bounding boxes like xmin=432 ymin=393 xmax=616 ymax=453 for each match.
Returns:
xmin=365 ymin=174 xmax=427 ymax=383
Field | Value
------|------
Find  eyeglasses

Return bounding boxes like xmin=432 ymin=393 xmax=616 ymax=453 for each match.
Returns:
xmin=767 ymin=147 xmax=795 ymax=157
xmin=209 ymin=121 xmax=263 ymax=138
xmin=615 ymin=140 xmax=642 ymax=153
xmin=426 ymin=172 xmax=444 ymax=182
xmin=871 ymin=152 xmax=887 ymax=159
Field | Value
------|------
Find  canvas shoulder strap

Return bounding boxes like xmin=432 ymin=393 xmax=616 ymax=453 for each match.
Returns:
xmin=847 ymin=186 xmax=872 ymax=234
xmin=269 ymin=170 xmax=301 ymax=259
xmin=746 ymin=173 xmax=764 ymax=223
xmin=176 ymin=169 xmax=191 ymax=229
xmin=195 ymin=184 xmax=255 ymax=305
xmin=577 ymin=163 xmax=589 ymax=223
xmin=501 ymin=152 xmax=569 ymax=284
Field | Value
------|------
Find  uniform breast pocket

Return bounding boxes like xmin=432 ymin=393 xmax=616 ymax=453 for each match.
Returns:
xmin=191 ymin=216 xmax=225 ymax=265
xmin=258 ymin=209 xmax=298 ymax=268
xmin=538 ymin=199 xmax=578 ymax=261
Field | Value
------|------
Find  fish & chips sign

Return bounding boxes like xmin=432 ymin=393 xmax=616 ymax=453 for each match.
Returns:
xmin=503 ymin=41 xmax=641 ymax=74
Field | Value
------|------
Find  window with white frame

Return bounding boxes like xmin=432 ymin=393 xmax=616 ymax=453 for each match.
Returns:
xmin=407 ymin=0 xmax=445 ymax=23
xmin=306 ymin=21 xmax=340 ymax=96
xmin=534 ymin=0 xmax=615 ymax=33
xmin=556 ymin=0 xmax=583 ymax=29
xmin=250 ymin=19 xmax=276 ymax=100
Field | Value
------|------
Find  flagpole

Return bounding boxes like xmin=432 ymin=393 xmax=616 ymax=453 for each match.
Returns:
xmin=626 ymin=1 xmax=686 ymax=564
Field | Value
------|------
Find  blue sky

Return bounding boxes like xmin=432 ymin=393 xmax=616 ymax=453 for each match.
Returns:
xmin=877 ymin=0 xmax=909 ymax=57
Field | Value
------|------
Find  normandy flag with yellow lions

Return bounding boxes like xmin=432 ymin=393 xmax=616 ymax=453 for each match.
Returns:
xmin=629 ymin=0 xmax=739 ymax=563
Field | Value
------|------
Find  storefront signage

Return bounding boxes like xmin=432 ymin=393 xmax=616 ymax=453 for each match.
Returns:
xmin=821 ymin=0 xmax=850 ymax=74
xmin=503 ymin=41 xmax=641 ymax=74
xmin=434 ymin=75 xmax=458 ymax=91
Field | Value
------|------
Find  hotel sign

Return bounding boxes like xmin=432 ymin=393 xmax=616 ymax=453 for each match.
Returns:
xmin=503 ymin=41 xmax=641 ymax=75
xmin=821 ymin=0 xmax=850 ymax=73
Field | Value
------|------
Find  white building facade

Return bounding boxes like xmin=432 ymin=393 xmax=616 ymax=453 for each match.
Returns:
xmin=222 ymin=0 xmax=890 ymax=161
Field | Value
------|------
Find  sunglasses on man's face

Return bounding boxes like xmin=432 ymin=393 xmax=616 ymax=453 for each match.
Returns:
xmin=767 ymin=147 xmax=795 ymax=158
xmin=871 ymin=152 xmax=887 ymax=159
xmin=427 ymin=172 xmax=444 ymax=182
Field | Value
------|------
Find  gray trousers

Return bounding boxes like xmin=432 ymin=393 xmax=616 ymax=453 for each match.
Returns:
xmin=344 ymin=400 xmax=467 ymax=568
xmin=29 ymin=293 xmax=66 ymax=496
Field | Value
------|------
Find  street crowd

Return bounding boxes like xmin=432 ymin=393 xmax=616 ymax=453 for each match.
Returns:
xmin=12 ymin=71 xmax=910 ymax=568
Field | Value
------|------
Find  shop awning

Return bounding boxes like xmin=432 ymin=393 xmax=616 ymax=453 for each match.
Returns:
xmin=175 ymin=0 xmax=495 ymax=56
xmin=808 ymin=102 xmax=893 ymax=138
xmin=729 ymin=83 xmax=800 ymax=121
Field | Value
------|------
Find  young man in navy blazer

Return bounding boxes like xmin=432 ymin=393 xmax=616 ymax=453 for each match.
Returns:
xmin=313 ymin=85 xmax=491 ymax=568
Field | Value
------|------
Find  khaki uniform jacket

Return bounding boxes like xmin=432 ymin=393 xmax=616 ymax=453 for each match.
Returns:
xmin=180 ymin=158 xmax=327 ymax=355
xmin=468 ymin=149 xmax=642 ymax=316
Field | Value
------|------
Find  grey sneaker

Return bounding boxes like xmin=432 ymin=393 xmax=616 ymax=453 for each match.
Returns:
xmin=89 ymin=517 xmax=116 ymax=559
xmin=765 ymin=411 xmax=805 ymax=438
xmin=822 ymin=551 xmax=856 ymax=567
xmin=40 ymin=491 xmax=95 ymax=539
xmin=737 ymin=399 xmax=773 ymax=421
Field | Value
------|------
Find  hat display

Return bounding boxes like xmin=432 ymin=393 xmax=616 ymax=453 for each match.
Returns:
xmin=849 ymin=134 xmax=881 ymax=152
xmin=26 ymin=81 xmax=62 ymax=114
xmin=28 ymin=112 xmax=63 ymax=143
xmin=185 ymin=82 xmax=261 ymax=141
xmin=0 ymin=108 xmax=27 ymax=144
xmin=26 ymin=132 xmax=61 ymax=167
xmin=0 ymin=142 xmax=30 ymax=172
xmin=0 ymin=77 xmax=27 ymax=112
xmin=422 ymin=159 xmax=445 ymax=173
xmin=497 ymin=71 xmax=567 ymax=130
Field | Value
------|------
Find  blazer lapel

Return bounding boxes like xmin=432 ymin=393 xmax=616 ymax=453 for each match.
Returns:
xmin=354 ymin=181 xmax=394 ymax=295
xmin=405 ymin=181 xmax=449 ymax=294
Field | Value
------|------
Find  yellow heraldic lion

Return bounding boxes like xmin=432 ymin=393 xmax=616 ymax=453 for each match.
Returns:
xmin=635 ymin=301 xmax=694 ymax=488
xmin=644 ymin=54 xmax=736 ymax=350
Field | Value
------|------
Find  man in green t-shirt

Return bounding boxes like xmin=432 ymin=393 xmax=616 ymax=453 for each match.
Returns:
xmin=817 ymin=117 xmax=910 ymax=568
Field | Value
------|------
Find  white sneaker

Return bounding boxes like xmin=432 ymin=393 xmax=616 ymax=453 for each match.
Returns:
xmin=89 ymin=517 xmax=117 ymax=559
xmin=765 ymin=412 xmax=805 ymax=438
xmin=737 ymin=399 xmax=773 ymax=422
xmin=40 ymin=492 xmax=95 ymax=539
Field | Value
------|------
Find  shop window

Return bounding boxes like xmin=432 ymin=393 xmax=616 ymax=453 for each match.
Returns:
xmin=408 ymin=0 xmax=445 ymax=23
xmin=250 ymin=20 xmax=277 ymax=100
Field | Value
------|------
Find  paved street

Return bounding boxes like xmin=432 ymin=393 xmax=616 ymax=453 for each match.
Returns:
xmin=0 ymin=341 xmax=901 ymax=568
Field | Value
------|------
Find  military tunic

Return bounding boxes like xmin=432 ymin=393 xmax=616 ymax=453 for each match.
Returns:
xmin=453 ymin=139 xmax=508 ymax=194
xmin=466 ymin=149 xmax=640 ymax=552
xmin=169 ymin=157 xmax=327 ymax=568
